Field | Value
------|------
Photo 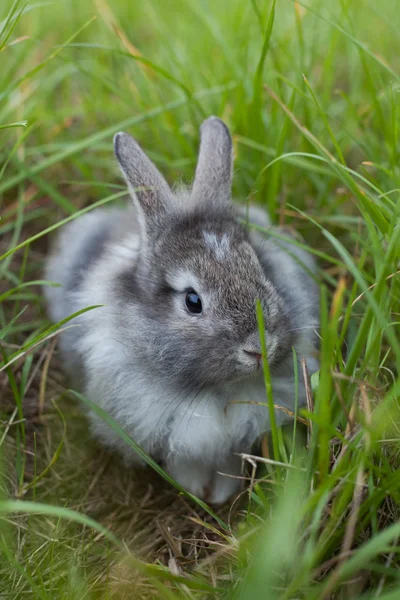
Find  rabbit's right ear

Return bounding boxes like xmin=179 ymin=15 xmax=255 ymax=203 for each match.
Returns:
xmin=114 ymin=132 xmax=173 ymax=233
xmin=191 ymin=117 xmax=233 ymax=209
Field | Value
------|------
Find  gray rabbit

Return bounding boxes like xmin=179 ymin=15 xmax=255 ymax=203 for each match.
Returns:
xmin=45 ymin=117 xmax=319 ymax=505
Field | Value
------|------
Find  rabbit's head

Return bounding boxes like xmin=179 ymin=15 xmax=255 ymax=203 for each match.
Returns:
xmin=113 ymin=117 xmax=294 ymax=388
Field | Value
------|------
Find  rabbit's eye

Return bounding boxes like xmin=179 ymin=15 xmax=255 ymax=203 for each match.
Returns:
xmin=185 ymin=290 xmax=202 ymax=314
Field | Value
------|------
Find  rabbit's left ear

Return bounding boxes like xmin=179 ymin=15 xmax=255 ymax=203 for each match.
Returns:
xmin=191 ymin=117 xmax=233 ymax=208
xmin=114 ymin=132 xmax=174 ymax=234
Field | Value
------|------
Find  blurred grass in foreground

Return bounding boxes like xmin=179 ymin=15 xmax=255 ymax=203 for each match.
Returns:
xmin=1 ymin=0 xmax=400 ymax=597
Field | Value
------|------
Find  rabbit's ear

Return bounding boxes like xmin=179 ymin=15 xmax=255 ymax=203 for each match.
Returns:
xmin=114 ymin=132 xmax=173 ymax=231
xmin=191 ymin=117 xmax=233 ymax=208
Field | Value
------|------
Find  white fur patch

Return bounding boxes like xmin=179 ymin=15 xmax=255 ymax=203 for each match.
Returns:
xmin=166 ymin=269 xmax=201 ymax=293
xmin=203 ymin=231 xmax=230 ymax=261
xmin=110 ymin=236 xmax=140 ymax=262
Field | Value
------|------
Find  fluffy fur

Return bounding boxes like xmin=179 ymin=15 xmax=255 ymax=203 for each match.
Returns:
xmin=44 ymin=117 xmax=319 ymax=505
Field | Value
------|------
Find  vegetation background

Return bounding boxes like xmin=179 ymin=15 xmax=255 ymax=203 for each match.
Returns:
xmin=0 ymin=0 xmax=399 ymax=598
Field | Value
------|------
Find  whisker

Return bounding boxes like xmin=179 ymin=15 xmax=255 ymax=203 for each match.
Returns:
xmin=174 ymin=384 xmax=207 ymax=438
xmin=153 ymin=380 xmax=202 ymax=442
xmin=286 ymin=326 xmax=319 ymax=333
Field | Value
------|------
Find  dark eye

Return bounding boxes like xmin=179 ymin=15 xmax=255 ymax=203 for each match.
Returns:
xmin=185 ymin=290 xmax=202 ymax=314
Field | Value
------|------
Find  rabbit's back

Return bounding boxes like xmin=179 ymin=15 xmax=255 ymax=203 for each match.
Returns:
xmin=44 ymin=206 xmax=140 ymax=379
xmin=45 ymin=207 xmax=134 ymax=321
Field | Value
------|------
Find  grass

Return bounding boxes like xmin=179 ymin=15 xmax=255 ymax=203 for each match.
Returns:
xmin=0 ymin=0 xmax=400 ymax=597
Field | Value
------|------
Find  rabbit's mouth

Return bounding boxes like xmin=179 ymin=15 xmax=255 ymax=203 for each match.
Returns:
xmin=242 ymin=348 xmax=262 ymax=369
xmin=236 ymin=338 xmax=280 ymax=376
xmin=226 ymin=358 xmax=263 ymax=384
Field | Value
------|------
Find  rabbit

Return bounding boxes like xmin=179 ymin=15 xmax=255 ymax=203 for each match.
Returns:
xmin=44 ymin=117 xmax=319 ymax=505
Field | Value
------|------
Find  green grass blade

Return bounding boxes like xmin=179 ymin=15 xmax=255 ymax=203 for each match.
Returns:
xmin=0 ymin=500 xmax=120 ymax=546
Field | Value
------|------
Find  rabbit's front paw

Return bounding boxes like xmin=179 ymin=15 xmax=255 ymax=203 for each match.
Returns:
xmin=167 ymin=454 xmax=243 ymax=506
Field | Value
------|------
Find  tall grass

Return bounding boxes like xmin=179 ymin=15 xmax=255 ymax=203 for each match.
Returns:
xmin=1 ymin=0 xmax=399 ymax=597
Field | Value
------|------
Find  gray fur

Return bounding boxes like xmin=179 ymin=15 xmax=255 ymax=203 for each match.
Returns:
xmin=44 ymin=117 xmax=319 ymax=505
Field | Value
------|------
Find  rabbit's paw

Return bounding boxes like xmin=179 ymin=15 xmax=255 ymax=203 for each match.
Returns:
xmin=167 ymin=454 xmax=242 ymax=506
